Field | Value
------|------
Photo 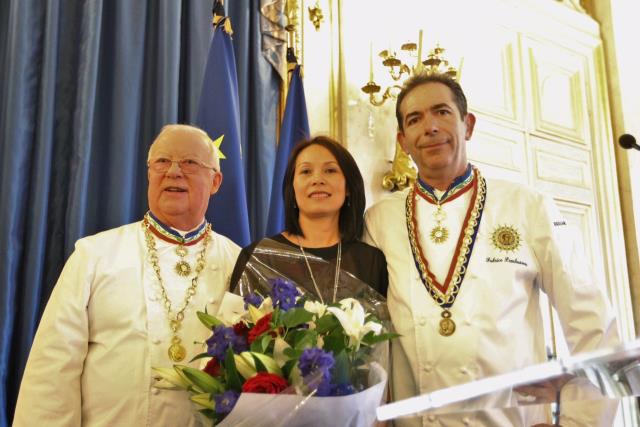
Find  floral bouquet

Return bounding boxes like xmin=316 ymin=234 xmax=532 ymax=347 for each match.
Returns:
xmin=154 ymin=277 xmax=396 ymax=426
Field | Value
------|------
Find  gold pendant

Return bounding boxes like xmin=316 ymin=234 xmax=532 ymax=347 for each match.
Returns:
xmin=175 ymin=245 xmax=188 ymax=257
xmin=175 ymin=261 xmax=192 ymax=276
xmin=430 ymin=225 xmax=449 ymax=244
xmin=168 ymin=342 xmax=186 ymax=362
xmin=439 ymin=309 xmax=456 ymax=336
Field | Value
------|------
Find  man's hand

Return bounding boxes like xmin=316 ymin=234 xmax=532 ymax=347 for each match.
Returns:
xmin=514 ymin=374 xmax=574 ymax=404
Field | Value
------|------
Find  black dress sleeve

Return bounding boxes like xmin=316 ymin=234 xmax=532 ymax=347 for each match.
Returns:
xmin=229 ymin=242 xmax=258 ymax=292
xmin=373 ymin=249 xmax=389 ymax=297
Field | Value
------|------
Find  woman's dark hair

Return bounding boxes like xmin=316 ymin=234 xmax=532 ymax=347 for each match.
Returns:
xmin=282 ymin=136 xmax=365 ymax=242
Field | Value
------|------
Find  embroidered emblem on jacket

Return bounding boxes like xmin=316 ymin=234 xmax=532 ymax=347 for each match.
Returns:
xmin=490 ymin=225 xmax=521 ymax=252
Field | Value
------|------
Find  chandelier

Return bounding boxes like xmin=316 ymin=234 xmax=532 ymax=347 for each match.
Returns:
xmin=361 ymin=31 xmax=461 ymax=191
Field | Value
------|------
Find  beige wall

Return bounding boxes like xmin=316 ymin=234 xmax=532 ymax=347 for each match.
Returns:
xmin=587 ymin=0 xmax=640 ymax=334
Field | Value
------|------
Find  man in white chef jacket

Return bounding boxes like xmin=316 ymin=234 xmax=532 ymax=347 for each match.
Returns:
xmin=14 ymin=124 xmax=240 ymax=426
xmin=364 ymin=73 xmax=619 ymax=426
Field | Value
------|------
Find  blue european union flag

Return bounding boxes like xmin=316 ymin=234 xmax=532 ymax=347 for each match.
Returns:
xmin=196 ymin=18 xmax=251 ymax=247
xmin=265 ymin=65 xmax=310 ymax=236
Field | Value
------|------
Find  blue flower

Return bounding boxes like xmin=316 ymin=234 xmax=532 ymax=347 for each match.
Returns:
xmin=315 ymin=378 xmax=333 ymax=396
xmin=243 ymin=293 xmax=264 ymax=309
xmin=206 ymin=325 xmax=247 ymax=360
xmin=213 ymin=390 xmax=239 ymax=414
xmin=270 ymin=278 xmax=300 ymax=311
xmin=298 ymin=347 xmax=336 ymax=380
xmin=331 ymin=382 xmax=356 ymax=396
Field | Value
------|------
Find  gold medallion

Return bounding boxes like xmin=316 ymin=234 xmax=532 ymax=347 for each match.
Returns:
xmin=175 ymin=261 xmax=192 ymax=276
xmin=430 ymin=225 xmax=449 ymax=244
xmin=168 ymin=343 xmax=186 ymax=362
xmin=175 ymin=245 xmax=188 ymax=257
xmin=439 ymin=310 xmax=456 ymax=336
xmin=490 ymin=225 xmax=521 ymax=252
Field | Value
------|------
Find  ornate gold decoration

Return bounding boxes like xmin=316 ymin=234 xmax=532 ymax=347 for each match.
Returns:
xmin=406 ymin=168 xmax=486 ymax=336
xmin=212 ymin=1 xmax=233 ymax=35
xmin=308 ymin=1 xmax=323 ymax=31
xmin=490 ymin=225 xmax=521 ymax=252
xmin=174 ymin=245 xmax=192 ymax=277
xmin=143 ymin=220 xmax=212 ymax=362
xmin=381 ymin=142 xmax=418 ymax=192
xmin=439 ymin=309 xmax=456 ymax=336
xmin=430 ymin=225 xmax=449 ymax=244
xmin=361 ymin=31 xmax=460 ymax=108
xmin=430 ymin=204 xmax=448 ymax=244
xmin=361 ymin=31 xmax=462 ymax=192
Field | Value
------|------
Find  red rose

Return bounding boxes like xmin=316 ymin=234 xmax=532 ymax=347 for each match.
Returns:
xmin=203 ymin=357 xmax=221 ymax=377
xmin=247 ymin=312 xmax=273 ymax=344
xmin=233 ymin=321 xmax=249 ymax=337
xmin=241 ymin=372 xmax=289 ymax=394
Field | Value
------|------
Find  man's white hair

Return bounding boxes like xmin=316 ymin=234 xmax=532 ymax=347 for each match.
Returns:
xmin=148 ymin=124 xmax=220 ymax=170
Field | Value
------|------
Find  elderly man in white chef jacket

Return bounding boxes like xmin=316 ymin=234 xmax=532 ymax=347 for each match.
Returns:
xmin=14 ymin=124 xmax=240 ymax=426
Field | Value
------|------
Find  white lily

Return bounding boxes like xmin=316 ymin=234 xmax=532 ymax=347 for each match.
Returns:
xmin=190 ymin=393 xmax=215 ymax=410
xmin=273 ymin=337 xmax=292 ymax=368
xmin=152 ymin=366 xmax=191 ymax=390
xmin=247 ymin=297 xmax=274 ymax=323
xmin=327 ymin=298 xmax=383 ymax=349
xmin=234 ymin=351 xmax=283 ymax=379
xmin=217 ymin=292 xmax=247 ymax=325
xmin=304 ymin=300 xmax=328 ymax=317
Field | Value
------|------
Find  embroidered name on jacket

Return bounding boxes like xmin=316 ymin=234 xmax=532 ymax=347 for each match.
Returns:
xmin=486 ymin=256 xmax=528 ymax=266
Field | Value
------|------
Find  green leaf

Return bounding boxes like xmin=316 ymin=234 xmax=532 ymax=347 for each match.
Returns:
xmin=198 ymin=408 xmax=217 ymax=421
xmin=249 ymin=334 xmax=271 ymax=353
xmin=189 ymin=352 xmax=212 ymax=363
xmin=315 ymin=314 xmax=340 ymax=333
xmin=197 ymin=311 xmax=222 ymax=329
xmin=361 ymin=331 xmax=401 ymax=346
xmin=284 ymin=347 xmax=303 ymax=359
xmin=280 ymin=308 xmax=314 ymax=329
xmin=270 ymin=307 xmax=281 ymax=326
xmin=181 ymin=367 xmax=224 ymax=394
xmin=281 ymin=359 xmax=297 ymax=379
xmin=293 ymin=330 xmax=317 ymax=350
xmin=322 ymin=328 xmax=348 ymax=353
xmin=224 ymin=347 xmax=244 ymax=391
xmin=332 ymin=350 xmax=350 ymax=385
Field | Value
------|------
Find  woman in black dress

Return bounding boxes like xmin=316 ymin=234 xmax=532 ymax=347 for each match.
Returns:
xmin=230 ymin=136 xmax=387 ymax=304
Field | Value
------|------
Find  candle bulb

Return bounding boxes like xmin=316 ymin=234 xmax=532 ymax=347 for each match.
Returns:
xmin=417 ymin=30 xmax=423 ymax=65
xmin=369 ymin=42 xmax=374 ymax=82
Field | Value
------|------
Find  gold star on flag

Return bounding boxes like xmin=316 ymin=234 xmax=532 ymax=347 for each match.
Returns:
xmin=212 ymin=135 xmax=226 ymax=160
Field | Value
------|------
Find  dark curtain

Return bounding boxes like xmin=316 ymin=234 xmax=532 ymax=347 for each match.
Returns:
xmin=0 ymin=1 xmax=279 ymax=425
xmin=229 ymin=4 xmax=279 ymax=240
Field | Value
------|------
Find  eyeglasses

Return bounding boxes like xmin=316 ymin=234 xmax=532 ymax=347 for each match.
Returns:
xmin=148 ymin=158 xmax=217 ymax=174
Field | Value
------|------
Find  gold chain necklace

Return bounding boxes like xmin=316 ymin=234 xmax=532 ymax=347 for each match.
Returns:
xmin=143 ymin=222 xmax=211 ymax=362
xmin=297 ymin=238 xmax=342 ymax=304
xmin=406 ymin=168 xmax=486 ymax=337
